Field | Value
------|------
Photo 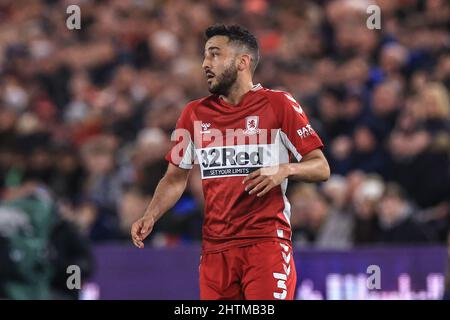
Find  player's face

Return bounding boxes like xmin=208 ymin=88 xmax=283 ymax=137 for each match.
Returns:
xmin=202 ymin=36 xmax=239 ymax=95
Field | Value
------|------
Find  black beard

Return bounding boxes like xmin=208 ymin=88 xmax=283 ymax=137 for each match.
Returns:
xmin=208 ymin=63 xmax=238 ymax=96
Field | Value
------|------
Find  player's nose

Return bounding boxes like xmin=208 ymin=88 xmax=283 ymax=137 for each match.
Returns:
xmin=202 ymin=59 xmax=211 ymax=71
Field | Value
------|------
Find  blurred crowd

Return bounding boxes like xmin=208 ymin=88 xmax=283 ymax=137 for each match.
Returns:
xmin=0 ymin=0 xmax=449 ymax=257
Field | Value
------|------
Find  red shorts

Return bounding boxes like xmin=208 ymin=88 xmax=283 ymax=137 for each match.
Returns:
xmin=199 ymin=240 xmax=297 ymax=300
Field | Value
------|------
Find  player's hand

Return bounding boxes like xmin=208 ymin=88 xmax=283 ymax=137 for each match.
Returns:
xmin=242 ymin=164 xmax=290 ymax=197
xmin=131 ymin=215 xmax=155 ymax=249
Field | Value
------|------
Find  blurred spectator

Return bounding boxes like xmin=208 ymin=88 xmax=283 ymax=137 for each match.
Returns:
xmin=49 ymin=145 xmax=85 ymax=201
xmin=351 ymin=173 xmax=384 ymax=245
xmin=116 ymin=185 xmax=151 ymax=241
xmin=49 ymin=209 xmax=95 ymax=300
xmin=0 ymin=180 xmax=54 ymax=299
xmin=388 ymin=83 xmax=450 ymax=208
xmin=131 ymin=127 xmax=172 ymax=193
xmin=0 ymin=172 xmax=93 ymax=300
xmin=290 ymin=180 xmax=353 ymax=249
xmin=80 ymin=135 xmax=122 ymax=212
xmin=316 ymin=175 xmax=353 ymax=249
xmin=351 ymin=124 xmax=387 ymax=176
xmin=375 ymin=183 xmax=436 ymax=244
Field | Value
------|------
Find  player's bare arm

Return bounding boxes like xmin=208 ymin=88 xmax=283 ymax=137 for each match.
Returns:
xmin=131 ymin=163 xmax=190 ymax=248
xmin=243 ymin=148 xmax=330 ymax=197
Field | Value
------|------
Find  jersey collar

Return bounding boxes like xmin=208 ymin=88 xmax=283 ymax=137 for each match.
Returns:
xmin=250 ymin=83 xmax=263 ymax=91
xmin=218 ymin=83 xmax=263 ymax=101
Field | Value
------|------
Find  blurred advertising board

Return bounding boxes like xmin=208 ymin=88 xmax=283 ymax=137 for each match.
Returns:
xmin=82 ymin=245 xmax=447 ymax=300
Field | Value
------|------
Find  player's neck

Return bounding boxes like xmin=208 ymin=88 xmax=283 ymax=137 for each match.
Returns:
xmin=220 ymin=80 xmax=254 ymax=106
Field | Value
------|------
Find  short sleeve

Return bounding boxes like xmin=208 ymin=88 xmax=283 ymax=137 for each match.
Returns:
xmin=165 ymin=104 xmax=195 ymax=169
xmin=276 ymin=92 xmax=323 ymax=161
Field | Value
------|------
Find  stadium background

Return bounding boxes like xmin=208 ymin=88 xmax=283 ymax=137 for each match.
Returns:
xmin=0 ymin=0 xmax=449 ymax=299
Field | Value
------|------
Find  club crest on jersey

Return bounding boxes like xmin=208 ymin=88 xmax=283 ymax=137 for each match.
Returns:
xmin=244 ymin=116 xmax=260 ymax=135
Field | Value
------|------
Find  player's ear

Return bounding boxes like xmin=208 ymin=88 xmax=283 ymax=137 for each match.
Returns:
xmin=237 ymin=54 xmax=251 ymax=72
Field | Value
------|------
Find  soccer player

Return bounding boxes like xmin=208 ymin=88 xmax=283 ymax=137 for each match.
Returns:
xmin=131 ymin=24 xmax=330 ymax=300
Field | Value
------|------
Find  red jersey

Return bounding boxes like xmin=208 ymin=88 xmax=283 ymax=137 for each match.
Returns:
xmin=166 ymin=84 xmax=323 ymax=253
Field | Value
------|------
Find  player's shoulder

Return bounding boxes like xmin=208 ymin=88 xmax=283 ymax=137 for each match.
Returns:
xmin=258 ymin=87 xmax=303 ymax=113
xmin=259 ymin=87 xmax=296 ymax=102
xmin=182 ymin=95 xmax=214 ymax=112
xmin=178 ymin=96 xmax=210 ymax=118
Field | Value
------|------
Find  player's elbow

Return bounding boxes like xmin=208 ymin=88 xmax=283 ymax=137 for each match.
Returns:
xmin=317 ymin=158 xmax=330 ymax=182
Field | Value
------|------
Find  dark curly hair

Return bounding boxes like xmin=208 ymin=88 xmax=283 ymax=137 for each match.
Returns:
xmin=205 ymin=24 xmax=260 ymax=73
